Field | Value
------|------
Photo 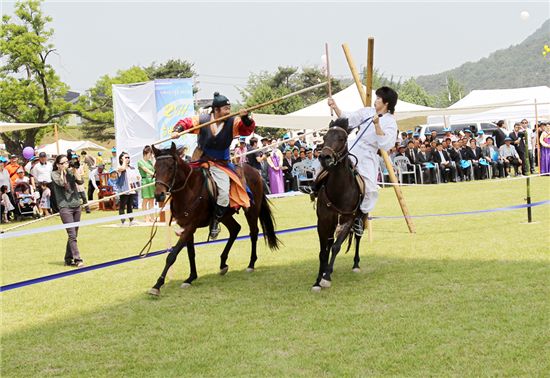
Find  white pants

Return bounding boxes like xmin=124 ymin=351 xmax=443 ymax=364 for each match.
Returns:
xmin=209 ymin=165 xmax=230 ymax=207
xmin=354 ymin=152 xmax=379 ymax=214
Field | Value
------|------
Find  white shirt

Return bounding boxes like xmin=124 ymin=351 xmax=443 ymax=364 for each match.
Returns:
xmin=30 ymin=161 xmax=53 ymax=183
xmin=438 ymin=151 xmax=448 ymax=164
xmin=343 ymin=107 xmax=397 ymax=156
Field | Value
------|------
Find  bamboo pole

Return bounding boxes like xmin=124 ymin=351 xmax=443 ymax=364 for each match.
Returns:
xmin=325 ymin=43 xmax=333 ymax=117
xmin=342 ymin=42 xmax=416 ymax=234
xmin=153 ymin=81 xmax=327 ymax=146
xmin=365 ymin=38 xmax=374 ymax=107
xmin=54 ymin=123 xmax=60 ymax=155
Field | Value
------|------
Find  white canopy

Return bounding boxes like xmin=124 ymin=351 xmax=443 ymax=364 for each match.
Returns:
xmin=0 ymin=122 xmax=52 ymax=133
xmin=428 ymin=86 xmax=550 ymax=125
xmin=253 ymin=84 xmax=436 ymax=130
xmin=37 ymin=139 xmax=106 ymax=156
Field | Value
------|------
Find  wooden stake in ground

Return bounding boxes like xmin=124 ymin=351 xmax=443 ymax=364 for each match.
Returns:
xmin=54 ymin=123 xmax=60 ymax=155
xmin=342 ymin=41 xmax=416 ymax=234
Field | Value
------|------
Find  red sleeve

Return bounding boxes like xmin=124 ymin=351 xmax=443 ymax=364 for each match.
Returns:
xmin=233 ymin=116 xmax=256 ymax=137
xmin=173 ymin=118 xmax=194 ymax=133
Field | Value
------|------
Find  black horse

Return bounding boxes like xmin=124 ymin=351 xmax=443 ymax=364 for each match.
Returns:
xmin=312 ymin=118 xmax=364 ymax=292
xmin=148 ymin=142 xmax=280 ymax=296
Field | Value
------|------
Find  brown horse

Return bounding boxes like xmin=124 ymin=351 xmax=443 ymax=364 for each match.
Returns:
xmin=148 ymin=142 xmax=280 ymax=296
xmin=312 ymin=118 xmax=363 ymax=292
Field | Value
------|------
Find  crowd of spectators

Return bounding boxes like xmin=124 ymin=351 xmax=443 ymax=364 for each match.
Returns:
xmin=231 ymin=119 xmax=550 ymax=193
xmin=1 ymin=119 xmax=549 ymax=223
xmin=388 ymin=119 xmax=548 ymax=184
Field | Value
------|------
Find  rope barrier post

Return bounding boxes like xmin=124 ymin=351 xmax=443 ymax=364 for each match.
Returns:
xmin=524 ymin=132 xmax=533 ymax=223
xmin=526 ymin=176 xmax=532 ymax=223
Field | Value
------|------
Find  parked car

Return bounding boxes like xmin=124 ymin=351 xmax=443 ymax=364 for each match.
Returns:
xmin=415 ymin=122 xmax=499 ymax=140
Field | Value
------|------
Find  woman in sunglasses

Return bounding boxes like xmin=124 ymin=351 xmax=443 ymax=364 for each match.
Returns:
xmin=51 ymin=154 xmax=85 ymax=267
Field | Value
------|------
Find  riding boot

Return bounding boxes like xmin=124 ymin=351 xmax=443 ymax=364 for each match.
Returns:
xmin=209 ymin=204 xmax=228 ymax=240
xmin=352 ymin=211 xmax=367 ymax=237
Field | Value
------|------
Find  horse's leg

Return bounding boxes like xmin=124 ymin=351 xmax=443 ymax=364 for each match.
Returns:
xmin=148 ymin=235 xmax=187 ymax=296
xmin=245 ymin=210 xmax=259 ymax=272
xmin=352 ymin=213 xmax=367 ymax=272
xmin=320 ymin=221 xmax=353 ymax=288
xmin=181 ymin=234 xmax=198 ymax=288
xmin=219 ymin=216 xmax=241 ymax=275
xmin=312 ymin=221 xmax=335 ymax=291
xmin=352 ymin=235 xmax=361 ymax=272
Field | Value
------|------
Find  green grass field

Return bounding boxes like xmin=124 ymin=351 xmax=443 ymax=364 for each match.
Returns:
xmin=1 ymin=177 xmax=549 ymax=377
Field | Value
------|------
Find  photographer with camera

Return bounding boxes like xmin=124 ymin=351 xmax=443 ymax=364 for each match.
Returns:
xmin=51 ymin=154 xmax=85 ymax=267
xmin=68 ymin=153 xmax=91 ymax=213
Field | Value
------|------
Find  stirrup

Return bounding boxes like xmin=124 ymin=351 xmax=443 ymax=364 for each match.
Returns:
xmin=299 ymin=186 xmax=313 ymax=194
xmin=352 ymin=217 xmax=364 ymax=237
xmin=209 ymin=217 xmax=221 ymax=240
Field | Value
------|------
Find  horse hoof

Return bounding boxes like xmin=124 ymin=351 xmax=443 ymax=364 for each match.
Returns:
xmin=246 ymin=267 xmax=254 ymax=273
xmin=219 ymin=266 xmax=229 ymax=275
xmin=352 ymin=268 xmax=361 ymax=273
xmin=180 ymin=282 xmax=192 ymax=289
xmin=311 ymin=286 xmax=322 ymax=293
xmin=148 ymin=288 xmax=160 ymax=296
xmin=320 ymin=278 xmax=332 ymax=288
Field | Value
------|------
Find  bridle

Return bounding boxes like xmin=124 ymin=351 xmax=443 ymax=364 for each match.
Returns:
xmin=154 ymin=155 xmax=192 ymax=193
xmin=320 ymin=126 xmax=349 ymax=168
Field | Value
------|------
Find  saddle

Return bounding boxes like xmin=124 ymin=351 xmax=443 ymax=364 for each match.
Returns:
xmin=313 ymin=161 xmax=365 ymax=207
xmin=191 ymin=161 xmax=249 ymax=210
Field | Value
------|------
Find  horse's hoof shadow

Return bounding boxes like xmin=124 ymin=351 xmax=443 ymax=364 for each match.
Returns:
xmin=319 ymin=278 xmax=332 ymax=288
xmin=219 ymin=266 xmax=229 ymax=276
xmin=311 ymin=286 xmax=322 ymax=293
xmin=147 ymin=288 xmax=160 ymax=297
xmin=180 ymin=282 xmax=192 ymax=289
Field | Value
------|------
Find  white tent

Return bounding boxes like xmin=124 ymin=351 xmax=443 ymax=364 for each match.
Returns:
xmin=0 ymin=122 xmax=52 ymax=133
xmin=428 ymin=86 xmax=550 ymax=125
xmin=37 ymin=139 xmax=106 ymax=156
xmin=253 ymin=84 xmax=436 ymax=130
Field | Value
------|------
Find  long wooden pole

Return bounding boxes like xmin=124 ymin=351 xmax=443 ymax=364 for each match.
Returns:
xmin=325 ymin=43 xmax=333 ymax=117
xmin=54 ymin=123 xmax=60 ymax=155
xmin=153 ymin=81 xmax=327 ymax=146
xmin=342 ymin=42 xmax=416 ymax=234
xmin=365 ymin=38 xmax=374 ymax=107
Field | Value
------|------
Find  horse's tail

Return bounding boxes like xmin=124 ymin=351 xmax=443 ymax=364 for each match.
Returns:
xmin=259 ymin=194 xmax=281 ymax=250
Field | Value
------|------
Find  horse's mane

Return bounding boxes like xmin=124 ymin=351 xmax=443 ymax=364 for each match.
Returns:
xmin=329 ymin=118 xmax=349 ymax=130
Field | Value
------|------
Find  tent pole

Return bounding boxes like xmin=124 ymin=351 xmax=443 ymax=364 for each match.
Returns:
xmin=54 ymin=123 xmax=60 ymax=155
xmin=342 ymin=41 xmax=416 ymax=234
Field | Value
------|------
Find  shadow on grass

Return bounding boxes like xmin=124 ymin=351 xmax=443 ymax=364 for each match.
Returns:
xmin=2 ymin=253 xmax=549 ymax=377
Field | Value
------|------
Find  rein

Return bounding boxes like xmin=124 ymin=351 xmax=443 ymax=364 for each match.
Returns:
xmin=319 ymin=126 xmax=361 ymax=216
xmin=321 ymin=126 xmax=349 ymax=169
xmin=154 ymin=155 xmax=193 ymax=194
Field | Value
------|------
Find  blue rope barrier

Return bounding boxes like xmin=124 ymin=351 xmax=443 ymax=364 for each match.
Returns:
xmin=1 ymin=201 xmax=548 ymax=293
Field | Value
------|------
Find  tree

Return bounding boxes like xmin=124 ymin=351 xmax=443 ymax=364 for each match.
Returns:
xmin=240 ymin=66 xmax=343 ymax=138
xmin=144 ymin=59 xmax=196 ymax=80
xmin=79 ymin=59 xmax=197 ymax=141
xmin=0 ymin=0 xmax=74 ymax=154
xmin=398 ymin=78 xmax=435 ymax=107
xmin=434 ymin=76 xmax=465 ymax=107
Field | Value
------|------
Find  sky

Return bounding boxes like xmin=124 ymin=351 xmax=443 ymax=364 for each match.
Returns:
xmin=1 ymin=0 xmax=549 ymax=102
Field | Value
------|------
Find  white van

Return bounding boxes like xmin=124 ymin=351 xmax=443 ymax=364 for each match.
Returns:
xmin=415 ymin=121 xmax=499 ymax=140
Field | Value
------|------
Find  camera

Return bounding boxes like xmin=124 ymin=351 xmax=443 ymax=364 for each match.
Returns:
xmin=69 ymin=159 xmax=80 ymax=169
